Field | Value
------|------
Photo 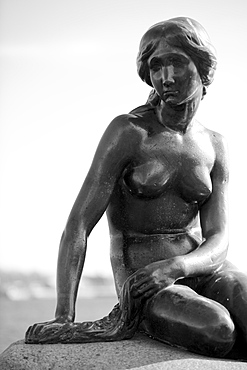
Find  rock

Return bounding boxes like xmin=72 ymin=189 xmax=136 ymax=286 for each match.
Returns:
xmin=0 ymin=333 xmax=247 ymax=370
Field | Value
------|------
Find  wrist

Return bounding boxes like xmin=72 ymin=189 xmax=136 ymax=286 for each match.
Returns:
xmin=172 ymin=256 xmax=186 ymax=280
xmin=55 ymin=298 xmax=75 ymax=322
xmin=55 ymin=312 xmax=74 ymax=323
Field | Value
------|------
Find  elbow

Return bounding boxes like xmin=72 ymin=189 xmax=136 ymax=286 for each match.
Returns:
xmin=206 ymin=230 xmax=229 ymax=267
xmin=203 ymin=225 xmax=229 ymax=246
xmin=210 ymin=246 xmax=228 ymax=268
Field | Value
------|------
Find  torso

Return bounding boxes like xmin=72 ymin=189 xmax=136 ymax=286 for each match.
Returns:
xmin=106 ymin=108 xmax=216 ymax=294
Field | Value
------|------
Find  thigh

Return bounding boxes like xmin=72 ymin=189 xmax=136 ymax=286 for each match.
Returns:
xmin=201 ymin=267 xmax=247 ymax=340
xmin=141 ymin=284 xmax=235 ymax=357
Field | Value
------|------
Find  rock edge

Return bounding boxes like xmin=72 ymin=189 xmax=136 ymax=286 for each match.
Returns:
xmin=1 ymin=333 xmax=247 ymax=370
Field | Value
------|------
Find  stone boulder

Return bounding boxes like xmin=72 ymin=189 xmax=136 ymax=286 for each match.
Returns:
xmin=1 ymin=333 xmax=247 ymax=370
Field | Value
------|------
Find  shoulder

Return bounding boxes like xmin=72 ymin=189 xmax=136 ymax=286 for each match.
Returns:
xmin=196 ymin=122 xmax=228 ymax=157
xmin=209 ymin=129 xmax=227 ymax=149
xmin=112 ymin=104 xmax=155 ymax=126
xmin=195 ymin=122 xmax=229 ymax=181
xmin=104 ymin=107 xmax=154 ymax=139
xmin=203 ymin=126 xmax=229 ymax=181
xmin=96 ymin=113 xmax=144 ymax=157
xmin=206 ymin=128 xmax=228 ymax=160
xmin=108 ymin=113 xmax=139 ymax=130
xmin=99 ymin=105 xmax=155 ymax=154
xmin=104 ymin=113 xmax=142 ymax=140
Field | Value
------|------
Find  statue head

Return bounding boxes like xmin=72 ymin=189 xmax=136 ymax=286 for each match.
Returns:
xmin=137 ymin=17 xmax=217 ymax=94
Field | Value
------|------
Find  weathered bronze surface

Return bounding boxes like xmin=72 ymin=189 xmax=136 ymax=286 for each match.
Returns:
xmin=25 ymin=17 xmax=247 ymax=358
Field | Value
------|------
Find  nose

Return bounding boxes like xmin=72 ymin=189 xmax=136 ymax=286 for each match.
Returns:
xmin=162 ymin=65 xmax=175 ymax=87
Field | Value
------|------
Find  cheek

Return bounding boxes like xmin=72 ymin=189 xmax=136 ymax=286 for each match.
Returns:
xmin=171 ymin=68 xmax=191 ymax=84
xmin=150 ymin=72 xmax=162 ymax=88
xmin=181 ymin=70 xmax=201 ymax=89
xmin=150 ymin=71 xmax=161 ymax=82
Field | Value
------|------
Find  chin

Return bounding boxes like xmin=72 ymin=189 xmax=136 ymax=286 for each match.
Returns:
xmin=164 ymin=97 xmax=184 ymax=107
xmin=169 ymin=102 xmax=187 ymax=111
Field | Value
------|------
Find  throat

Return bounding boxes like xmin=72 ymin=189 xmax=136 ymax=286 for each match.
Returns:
xmin=156 ymin=100 xmax=198 ymax=133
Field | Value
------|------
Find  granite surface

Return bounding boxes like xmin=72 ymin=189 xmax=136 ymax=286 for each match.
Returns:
xmin=0 ymin=333 xmax=247 ymax=370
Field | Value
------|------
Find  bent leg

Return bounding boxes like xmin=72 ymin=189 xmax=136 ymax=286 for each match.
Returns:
xmin=141 ymin=284 xmax=236 ymax=357
xmin=201 ymin=268 xmax=247 ymax=343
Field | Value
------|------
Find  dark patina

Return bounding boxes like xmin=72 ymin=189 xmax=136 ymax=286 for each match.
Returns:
xmin=25 ymin=17 xmax=247 ymax=358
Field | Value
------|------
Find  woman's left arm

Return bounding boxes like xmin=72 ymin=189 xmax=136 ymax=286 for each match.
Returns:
xmin=179 ymin=133 xmax=229 ymax=278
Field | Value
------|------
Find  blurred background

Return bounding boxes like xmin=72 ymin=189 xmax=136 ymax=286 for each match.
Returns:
xmin=0 ymin=0 xmax=247 ymax=353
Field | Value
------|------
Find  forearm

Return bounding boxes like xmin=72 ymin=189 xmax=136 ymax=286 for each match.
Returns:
xmin=178 ymin=232 xmax=228 ymax=279
xmin=55 ymin=225 xmax=87 ymax=321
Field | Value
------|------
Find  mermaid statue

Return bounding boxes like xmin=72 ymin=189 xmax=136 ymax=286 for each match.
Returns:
xmin=25 ymin=17 xmax=247 ymax=358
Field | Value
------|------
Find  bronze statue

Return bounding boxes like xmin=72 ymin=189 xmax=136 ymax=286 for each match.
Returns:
xmin=25 ymin=17 xmax=247 ymax=358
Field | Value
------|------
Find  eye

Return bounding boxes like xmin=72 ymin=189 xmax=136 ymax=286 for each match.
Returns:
xmin=149 ymin=59 xmax=161 ymax=72
xmin=170 ymin=57 xmax=183 ymax=67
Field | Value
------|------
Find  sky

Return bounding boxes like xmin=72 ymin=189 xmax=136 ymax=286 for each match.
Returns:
xmin=0 ymin=0 xmax=247 ymax=278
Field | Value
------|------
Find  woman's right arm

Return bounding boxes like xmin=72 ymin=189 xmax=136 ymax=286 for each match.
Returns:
xmin=55 ymin=115 xmax=138 ymax=322
xmin=26 ymin=114 xmax=139 ymax=339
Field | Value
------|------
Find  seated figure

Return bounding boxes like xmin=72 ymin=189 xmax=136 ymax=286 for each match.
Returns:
xmin=25 ymin=17 xmax=247 ymax=358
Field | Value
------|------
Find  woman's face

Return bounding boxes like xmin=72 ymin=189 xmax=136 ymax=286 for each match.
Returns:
xmin=148 ymin=39 xmax=203 ymax=106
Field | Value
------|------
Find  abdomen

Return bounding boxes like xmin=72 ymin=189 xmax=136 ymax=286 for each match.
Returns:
xmin=110 ymin=232 xmax=200 ymax=297
xmin=107 ymin=186 xmax=199 ymax=235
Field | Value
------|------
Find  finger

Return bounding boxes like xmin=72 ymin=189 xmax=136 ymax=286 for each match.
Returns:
xmin=25 ymin=326 xmax=36 ymax=342
xmin=32 ymin=323 xmax=47 ymax=337
xmin=141 ymin=287 xmax=160 ymax=299
xmin=29 ymin=323 xmax=41 ymax=337
xmin=29 ymin=321 xmax=51 ymax=338
xmin=131 ymin=282 xmax=148 ymax=297
xmin=25 ymin=323 xmax=42 ymax=342
xmin=131 ymin=275 xmax=152 ymax=290
xmin=39 ymin=325 xmax=61 ymax=338
xmin=133 ymin=277 xmax=156 ymax=292
xmin=132 ymin=282 xmax=158 ymax=298
xmin=134 ymin=270 xmax=148 ymax=280
xmin=25 ymin=325 xmax=32 ymax=339
xmin=130 ymin=270 xmax=148 ymax=284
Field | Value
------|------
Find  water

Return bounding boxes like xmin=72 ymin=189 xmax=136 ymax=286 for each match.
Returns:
xmin=0 ymin=296 xmax=117 ymax=354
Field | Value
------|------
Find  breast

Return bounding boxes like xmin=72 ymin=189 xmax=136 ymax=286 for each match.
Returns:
xmin=179 ymin=164 xmax=212 ymax=203
xmin=123 ymin=159 xmax=178 ymax=198
xmin=122 ymin=156 xmax=212 ymax=204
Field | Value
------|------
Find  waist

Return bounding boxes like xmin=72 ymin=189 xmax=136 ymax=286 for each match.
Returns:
xmin=125 ymin=229 xmax=199 ymax=240
xmin=110 ymin=231 xmax=201 ymax=270
xmin=111 ymin=229 xmax=201 ymax=244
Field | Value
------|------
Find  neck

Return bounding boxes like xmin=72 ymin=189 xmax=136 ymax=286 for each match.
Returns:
xmin=156 ymin=98 xmax=200 ymax=134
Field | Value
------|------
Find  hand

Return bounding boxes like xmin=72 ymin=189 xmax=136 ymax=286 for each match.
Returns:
xmin=130 ymin=257 xmax=184 ymax=300
xmin=25 ymin=317 xmax=73 ymax=344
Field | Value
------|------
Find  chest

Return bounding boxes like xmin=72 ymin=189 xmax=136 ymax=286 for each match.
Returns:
xmin=123 ymin=130 xmax=215 ymax=202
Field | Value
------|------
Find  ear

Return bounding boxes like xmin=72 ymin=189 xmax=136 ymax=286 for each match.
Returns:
xmin=201 ymin=86 xmax=207 ymax=100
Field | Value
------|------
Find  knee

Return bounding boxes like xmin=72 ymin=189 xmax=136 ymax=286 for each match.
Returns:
xmin=181 ymin=301 xmax=236 ymax=357
xmin=142 ymin=286 xmax=236 ymax=357
xmin=203 ymin=311 xmax=236 ymax=356
xmin=177 ymin=314 xmax=236 ymax=358
xmin=202 ymin=270 xmax=247 ymax=338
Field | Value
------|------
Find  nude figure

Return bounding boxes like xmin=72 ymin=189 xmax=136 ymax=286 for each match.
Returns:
xmin=25 ymin=17 xmax=247 ymax=358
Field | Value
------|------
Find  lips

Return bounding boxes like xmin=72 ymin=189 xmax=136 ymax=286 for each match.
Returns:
xmin=162 ymin=91 xmax=179 ymax=103
xmin=162 ymin=90 xmax=179 ymax=97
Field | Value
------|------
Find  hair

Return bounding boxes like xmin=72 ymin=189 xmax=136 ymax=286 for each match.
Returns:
xmin=137 ymin=17 xmax=217 ymax=104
